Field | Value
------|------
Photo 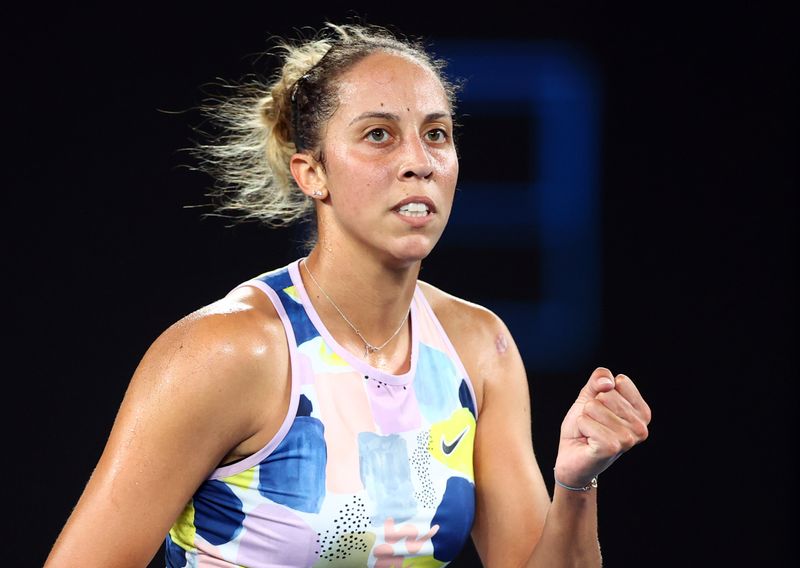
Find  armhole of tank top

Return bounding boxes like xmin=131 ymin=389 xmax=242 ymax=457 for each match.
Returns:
xmin=208 ymin=279 xmax=301 ymax=480
xmin=415 ymin=287 xmax=480 ymax=420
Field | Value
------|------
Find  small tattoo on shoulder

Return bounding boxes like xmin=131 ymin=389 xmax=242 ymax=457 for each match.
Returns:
xmin=495 ymin=333 xmax=508 ymax=354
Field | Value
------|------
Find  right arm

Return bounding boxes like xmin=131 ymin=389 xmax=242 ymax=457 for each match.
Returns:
xmin=45 ymin=288 xmax=289 ymax=567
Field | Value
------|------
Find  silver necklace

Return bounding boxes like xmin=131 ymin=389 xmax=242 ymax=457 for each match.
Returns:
xmin=302 ymin=260 xmax=410 ymax=358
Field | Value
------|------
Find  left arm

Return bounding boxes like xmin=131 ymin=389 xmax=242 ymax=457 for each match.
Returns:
xmin=430 ymin=290 xmax=650 ymax=567
xmin=467 ymin=313 xmax=609 ymax=567
xmin=467 ymin=313 xmax=552 ymax=566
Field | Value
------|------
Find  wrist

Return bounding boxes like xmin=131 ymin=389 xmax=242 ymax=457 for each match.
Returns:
xmin=553 ymin=468 xmax=598 ymax=492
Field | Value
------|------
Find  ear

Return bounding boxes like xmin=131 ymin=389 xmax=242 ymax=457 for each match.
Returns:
xmin=290 ymin=152 xmax=328 ymax=199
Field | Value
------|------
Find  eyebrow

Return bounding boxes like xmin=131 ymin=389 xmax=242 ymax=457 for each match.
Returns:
xmin=348 ymin=111 xmax=452 ymax=126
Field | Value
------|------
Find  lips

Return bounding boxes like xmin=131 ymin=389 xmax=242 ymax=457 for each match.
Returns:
xmin=392 ymin=196 xmax=437 ymax=216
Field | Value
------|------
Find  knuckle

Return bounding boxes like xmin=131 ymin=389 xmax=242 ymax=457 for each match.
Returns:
xmin=596 ymin=391 xmax=613 ymax=404
xmin=584 ymin=399 xmax=602 ymax=414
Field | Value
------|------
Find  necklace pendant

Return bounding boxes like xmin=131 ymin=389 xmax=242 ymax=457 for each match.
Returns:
xmin=302 ymin=261 xmax=408 ymax=363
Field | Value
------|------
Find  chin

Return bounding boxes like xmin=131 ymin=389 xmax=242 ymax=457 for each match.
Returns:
xmin=385 ymin=234 xmax=440 ymax=268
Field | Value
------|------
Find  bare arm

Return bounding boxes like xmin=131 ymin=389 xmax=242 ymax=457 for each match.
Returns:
xmin=468 ymin=316 xmax=552 ymax=566
xmin=45 ymin=292 xmax=288 ymax=567
xmin=472 ymin=321 xmax=651 ymax=567
xmin=526 ymin=368 xmax=651 ymax=567
xmin=421 ymin=285 xmax=650 ymax=568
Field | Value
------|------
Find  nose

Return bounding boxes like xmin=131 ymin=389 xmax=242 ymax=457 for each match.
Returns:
xmin=398 ymin=136 xmax=434 ymax=180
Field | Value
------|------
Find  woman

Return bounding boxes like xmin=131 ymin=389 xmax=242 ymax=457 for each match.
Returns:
xmin=46 ymin=24 xmax=650 ymax=567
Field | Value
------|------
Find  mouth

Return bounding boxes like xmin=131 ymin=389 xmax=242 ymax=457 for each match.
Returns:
xmin=392 ymin=196 xmax=436 ymax=218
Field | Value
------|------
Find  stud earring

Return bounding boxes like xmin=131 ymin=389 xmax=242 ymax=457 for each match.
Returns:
xmin=312 ymin=190 xmax=323 ymax=198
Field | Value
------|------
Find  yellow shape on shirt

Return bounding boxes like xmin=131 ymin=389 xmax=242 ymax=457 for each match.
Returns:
xmin=429 ymin=407 xmax=476 ymax=480
xmin=222 ymin=466 xmax=257 ymax=490
xmin=169 ymin=500 xmax=196 ymax=552
xmin=318 ymin=339 xmax=348 ymax=367
xmin=283 ymin=285 xmax=300 ymax=302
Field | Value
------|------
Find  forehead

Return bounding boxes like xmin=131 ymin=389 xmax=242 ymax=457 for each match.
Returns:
xmin=334 ymin=51 xmax=450 ymax=117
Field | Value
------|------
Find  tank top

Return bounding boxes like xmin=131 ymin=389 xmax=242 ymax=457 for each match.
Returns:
xmin=165 ymin=259 xmax=478 ymax=567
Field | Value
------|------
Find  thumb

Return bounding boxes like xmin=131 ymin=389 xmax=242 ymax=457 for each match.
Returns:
xmin=577 ymin=367 xmax=616 ymax=401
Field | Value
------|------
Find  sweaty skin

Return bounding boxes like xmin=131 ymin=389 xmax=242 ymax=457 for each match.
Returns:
xmin=45 ymin=48 xmax=651 ymax=568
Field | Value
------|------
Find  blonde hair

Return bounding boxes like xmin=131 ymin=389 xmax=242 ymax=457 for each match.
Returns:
xmin=194 ymin=23 xmax=458 ymax=227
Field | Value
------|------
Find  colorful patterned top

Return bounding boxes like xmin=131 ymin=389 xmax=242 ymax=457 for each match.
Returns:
xmin=166 ymin=259 xmax=478 ymax=567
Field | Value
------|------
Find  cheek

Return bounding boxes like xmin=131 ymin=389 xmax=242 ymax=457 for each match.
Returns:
xmin=326 ymin=145 xmax=393 ymax=197
xmin=359 ymin=165 xmax=392 ymax=193
xmin=435 ymin=151 xmax=459 ymax=188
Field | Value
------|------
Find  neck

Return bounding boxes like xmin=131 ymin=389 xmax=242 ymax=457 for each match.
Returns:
xmin=301 ymin=246 xmax=420 ymax=328
xmin=301 ymin=244 xmax=420 ymax=362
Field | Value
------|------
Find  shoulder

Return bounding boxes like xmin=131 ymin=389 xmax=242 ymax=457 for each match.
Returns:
xmin=417 ymin=280 xmax=506 ymax=342
xmin=158 ymin=284 xmax=285 ymax=358
xmin=145 ymin=285 xmax=284 ymax=371
xmin=418 ymin=281 xmax=525 ymax=410
xmin=41 ymin=281 xmax=293 ymax=564
xmin=131 ymin=283 xmax=289 ymax=423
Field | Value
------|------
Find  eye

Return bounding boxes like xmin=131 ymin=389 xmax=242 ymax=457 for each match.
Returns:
xmin=366 ymin=128 xmax=390 ymax=143
xmin=425 ymin=128 xmax=449 ymax=143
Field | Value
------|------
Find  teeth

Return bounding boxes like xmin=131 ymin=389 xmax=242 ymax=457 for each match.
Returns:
xmin=397 ymin=202 xmax=430 ymax=217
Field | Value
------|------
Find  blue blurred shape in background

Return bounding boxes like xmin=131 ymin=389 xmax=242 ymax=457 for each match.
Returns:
xmin=432 ymin=41 xmax=602 ymax=371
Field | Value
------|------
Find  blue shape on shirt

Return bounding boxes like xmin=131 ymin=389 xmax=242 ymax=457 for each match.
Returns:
xmin=282 ymin=299 xmax=320 ymax=346
xmin=414 ymin=344 xmax=461 ymax=423
xmin=297 ymin=394 xmax=313 ymax=417
xmin=164 ymin=536 xmax=188 ymax=567
xmin=193 ymin=480 xmax=245 ymax=546
xmin=458 ymin=379 xmax=477 ymax=419
xmin=260 ymin=268 xmax=320 ymax=346
xmin=358 ymin=432 xmax=417 ymax=524
xmin=431 ymin=477 xmax=475 ymax=561
xmin=258 ymin=416 xmax=326 ymax=513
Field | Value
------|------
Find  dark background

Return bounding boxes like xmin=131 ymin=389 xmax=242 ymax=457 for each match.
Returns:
xmin=5 ymin=2 xmax=794 ymax=566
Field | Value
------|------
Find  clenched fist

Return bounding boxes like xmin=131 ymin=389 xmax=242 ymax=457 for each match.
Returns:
xmin=555 ymin=367 xmax=652 ymax=489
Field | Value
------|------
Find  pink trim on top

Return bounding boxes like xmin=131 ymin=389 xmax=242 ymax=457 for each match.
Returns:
xmin=415 ymin=287 xmax=480 ymax=420
xmin=288 ymin=259 xmax=419 ymax=386
xmin=208 ymin=279 xmax=301 ymax=480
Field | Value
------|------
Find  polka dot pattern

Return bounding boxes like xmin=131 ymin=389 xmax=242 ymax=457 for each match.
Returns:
xmin=316 ymin=496 xmax=371 ymax=562
xmin=411 ymin=430 xmax=436 ymax=508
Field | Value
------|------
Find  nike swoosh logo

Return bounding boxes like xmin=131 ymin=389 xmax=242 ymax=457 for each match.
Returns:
xmin=441 ymin=426 xmax=470 ymax=455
